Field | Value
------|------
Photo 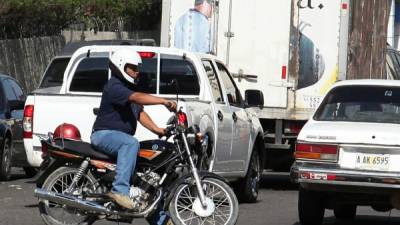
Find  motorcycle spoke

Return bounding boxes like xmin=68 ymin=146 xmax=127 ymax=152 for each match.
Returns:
xmin=214 ymin=197 xmax=229 ymax=208
xmin=182 ymin=214 xmax=198 ymax=223
xmin=177 ymin=203 xmax=193 ymax=212
xmin=206 ymin=185 xmax=222 ymax=199
xmin=214 ymin=208 xmax=230 ymax=220
xmin=187 ymin=210 xmax=196 ymax=225
xmin=44 ymin=170 xmax=96 ymax=225
xmin=175 ymin=179 xmax=235 ymax=225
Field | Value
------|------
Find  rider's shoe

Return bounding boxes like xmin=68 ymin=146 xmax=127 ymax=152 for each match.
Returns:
xmin=106 ymin=192 xmax=135 ymax=210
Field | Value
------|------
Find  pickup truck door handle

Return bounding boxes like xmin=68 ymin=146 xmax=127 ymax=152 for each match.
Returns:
xmin=217 ymin=111 xmax=223 ymax=121
xmin=93 ymin=108 xmax=99 ymax=116
xmin=232 ymin=112 xmax=238 ymax=122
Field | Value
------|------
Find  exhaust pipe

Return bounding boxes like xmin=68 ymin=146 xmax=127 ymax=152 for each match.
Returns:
xmin=35 ymin=188 xmax=112 ymax=214
xmin=34 ymin=188 xmax=162 ymax=217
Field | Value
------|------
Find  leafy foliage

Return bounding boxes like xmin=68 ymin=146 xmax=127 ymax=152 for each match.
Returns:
xmin=0 ymin=0 xmax=161 ymax=39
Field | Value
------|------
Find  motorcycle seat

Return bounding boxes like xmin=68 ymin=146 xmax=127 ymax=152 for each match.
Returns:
xmin=54 ymin=139 xmax=113 ymax=160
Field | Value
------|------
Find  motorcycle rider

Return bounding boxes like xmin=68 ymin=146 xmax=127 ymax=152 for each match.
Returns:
xmin=90 ymin=48 xmax=177 ymax=213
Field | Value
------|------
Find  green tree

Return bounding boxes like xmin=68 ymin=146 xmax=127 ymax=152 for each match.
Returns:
xmin=0 ymin=0 xmax=161 ymax=39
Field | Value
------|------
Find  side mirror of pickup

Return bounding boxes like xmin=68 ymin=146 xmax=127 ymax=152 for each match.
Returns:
xmin=9 ymin=100 xmax=25 ymax=111
xmin=245 ymin=90 xmax=264 ymax=108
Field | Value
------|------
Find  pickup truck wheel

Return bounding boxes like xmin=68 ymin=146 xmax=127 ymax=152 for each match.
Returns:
xmin=298 ymin=187 xmax=325 ymax=225
xmin=197 ymin=154 xmax=211 ymax=171
xmin=334 ymin=205 xmax=356 ymax=219
xmin=23 ymin=167 xmax=38 ymax=178
xmin=0 ymin=138 xmax=12 ymax=181
xmin=236 ymin=149 xmax=262 ymax=203
xmin=196 ymin=134 xmax=212 ymax=171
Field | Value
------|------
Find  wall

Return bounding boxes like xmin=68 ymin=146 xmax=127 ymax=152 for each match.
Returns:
xmin=62 ymin=30 xmax=160 ymax=45
xmin=0 ymin=30 xmax=160 ymax=93
xmin=0 ymin=36 xmax=65 ymax=92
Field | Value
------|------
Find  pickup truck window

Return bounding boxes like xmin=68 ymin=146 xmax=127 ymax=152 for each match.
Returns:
xmin=202 ymin=60 xmax=224 ymax=103
xmin=69 ymin=57 xmax=109 ymax=93
xmin=137 ymin=56 xmax=157 ymax=94
xmin=39 ymin=57 xmax=70 ymax=88
xmin=314 ymin=86 xmax=400 ymax=124
xmin=216 ymin=62 xmax=242 ymax=106
xmin=160 ymin=54 xmax=200 ymax=95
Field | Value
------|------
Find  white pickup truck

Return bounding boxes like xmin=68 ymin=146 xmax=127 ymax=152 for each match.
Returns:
xmin=23 ymin=45 xmax=265 ymax=202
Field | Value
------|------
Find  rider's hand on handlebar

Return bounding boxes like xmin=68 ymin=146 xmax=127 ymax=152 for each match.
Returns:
xmin=163 ymin=100 xmax=177 ymax=112
xmin=157 ymin=127 xmax=173 ymax=139
xmin=155 ymin=127 xmax=166 ymax=136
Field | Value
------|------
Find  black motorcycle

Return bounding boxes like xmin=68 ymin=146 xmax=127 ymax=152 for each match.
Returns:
xmin=34 ymin=110 xmax=239 ymax=225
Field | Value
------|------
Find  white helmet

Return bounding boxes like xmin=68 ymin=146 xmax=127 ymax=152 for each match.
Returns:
xmin=110 ymin=49 xmax=142 ymax=84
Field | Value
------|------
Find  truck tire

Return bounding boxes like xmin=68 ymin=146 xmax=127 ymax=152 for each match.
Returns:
xmin=236 ymin=148 xmax=262 ymax=203
xmin=196 ymin=134 xmax=212 ymax=171
xmin=0 ymin=137 xmax=12 ymax=181
xmin=298 ymin=187 xmax=325 ymax=225
xmin=334 ymin=205 xmax=356 ymax=219
xmin=23 ymin=167 xmax=38 ymax=178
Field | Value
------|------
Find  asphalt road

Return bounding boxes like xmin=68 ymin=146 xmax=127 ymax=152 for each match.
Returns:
xmin=1 ymin=168 xmax=400 ymax=225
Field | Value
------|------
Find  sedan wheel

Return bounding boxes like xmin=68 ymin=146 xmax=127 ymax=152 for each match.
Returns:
xmin=0 ymin=138 xmax=12 ymax=181
xmin=298 ymin=187 xmax=325 ymax=225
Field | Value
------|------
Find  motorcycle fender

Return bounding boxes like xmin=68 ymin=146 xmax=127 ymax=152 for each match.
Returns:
xmin=35 ymin=157 xmax=65 ymax=188
xmin=163 ymin=171 xmax=229 ymax=209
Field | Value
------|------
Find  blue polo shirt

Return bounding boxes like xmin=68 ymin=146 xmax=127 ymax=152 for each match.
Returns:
xmin=92 ymin=76 xmax=143 ymax=135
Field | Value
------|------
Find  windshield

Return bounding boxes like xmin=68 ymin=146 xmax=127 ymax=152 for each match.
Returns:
xmin=314 ymin=85 xmax=400 ymax=124
xmin=39 ymin=57 xmax=70 ymax=88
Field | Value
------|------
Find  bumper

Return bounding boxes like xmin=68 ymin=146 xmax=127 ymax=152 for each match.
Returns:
xmin=23 ymin=139 xmax=43 ymax=167
xmin=291 ymin=162 xmax=400 ymax=193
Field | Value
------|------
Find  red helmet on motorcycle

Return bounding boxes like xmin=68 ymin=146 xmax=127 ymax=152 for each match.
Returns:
xmin=53 ymin=123 xmax=81 ymax=141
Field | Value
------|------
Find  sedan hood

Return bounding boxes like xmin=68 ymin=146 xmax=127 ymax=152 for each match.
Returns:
xmin=298 ymin=121 xmax=400 ymax=146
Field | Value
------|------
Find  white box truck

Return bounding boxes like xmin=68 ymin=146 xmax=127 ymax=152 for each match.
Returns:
xmin=161 ymin=0 xmax=390 ymax=170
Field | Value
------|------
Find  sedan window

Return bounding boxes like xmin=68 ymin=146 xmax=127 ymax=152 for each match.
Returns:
xmin=3 ymin=79 xmax=18 ymax=101
xmin=8 ymin=79 xmax=25 ymax=101
xmin=0 ymin=84 xmax=4 ymax=111
xmin=314 ymin=85 xmax=400 ymax=124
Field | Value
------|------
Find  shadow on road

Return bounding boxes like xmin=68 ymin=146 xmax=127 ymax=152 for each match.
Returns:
xmin=1 ymin=167 xmax=30 ymax=182
xmin=292 ymin=215 xmax=400 ymax=225
xmin=260 ymin=172 xmax=298 ymax=191
xmin=25 ymin=204 xmax=39 ymax=208
xmin=7 ymin=173 xmax=28 ymax=182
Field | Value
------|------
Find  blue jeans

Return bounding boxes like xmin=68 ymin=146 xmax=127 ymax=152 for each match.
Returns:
xmin=91 ymin=130 xmax=170 ymax=225
xmin=91 ymin=130 xmax=139 ymax=195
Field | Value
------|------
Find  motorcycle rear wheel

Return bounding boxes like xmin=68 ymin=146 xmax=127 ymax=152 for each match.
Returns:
xmin=38 ymin=167 xmax=98 ymax=225
xmin=169 ymin=177 xmax=239 ymax=225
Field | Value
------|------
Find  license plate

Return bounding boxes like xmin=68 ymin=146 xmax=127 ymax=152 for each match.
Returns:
xmin=355 ymin=153 xmax=390 ymax=171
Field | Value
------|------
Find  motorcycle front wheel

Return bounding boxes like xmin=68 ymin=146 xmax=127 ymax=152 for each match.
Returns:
xmin=169 ymin=177 xmax=239 ymax=225
xmin=38 ymin=167 xmax=98 ymax=225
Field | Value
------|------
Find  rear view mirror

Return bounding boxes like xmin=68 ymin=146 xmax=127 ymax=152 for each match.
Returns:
xmin=245 ymin=90 xmax=264 ymax=108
